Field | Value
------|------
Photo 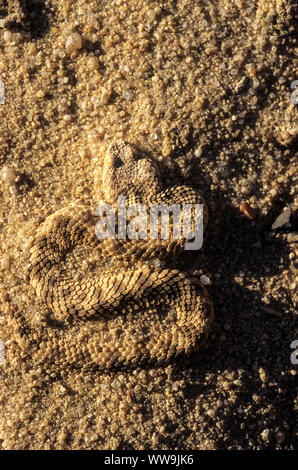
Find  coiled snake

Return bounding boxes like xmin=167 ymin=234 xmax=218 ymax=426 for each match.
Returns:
xmin=10 ymin=141 xmax=213 ymax=372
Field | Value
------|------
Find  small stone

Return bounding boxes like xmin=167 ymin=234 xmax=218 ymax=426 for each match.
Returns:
xmin=65 ymin=32 xmax=82 ymax=54
xmin=0 ymin=80 xmax=4 ymax=104
xmin=122 ymin=90 xmax=134 ymax=100
xmin=100 ymin=383 xmax=110 ymax=391
xmin=1 ymin=166 xmax=16 ymax=184
xmin=259 ymin=367 xmax=267 ymax=383
xmin=3 ymin=30 xmax=13 ymax=42
xmin=111 ymin=379 xmax=121 ymax=389
xmin=36 ymin=90 xmax=45 ymax=99
xmin=252 ymin=393 xmax=261 ymax=403
xmin=0 ymin=256 xmax=11 ymax=270
xmin=200 ymin=274 xmax=211 ymax=285
xmin=275 ymin=431 xmax=285 ymax=444
xmin=87 ymin=56 xmax=99 ymax=70
xmin=239 ymin=202 xmax=256 ymax=220
xmin=149 ymin=369 xmax=157 ymax=377
xmin=272 ymin=207 xmax=291 ymax=229
xmin=222 ymin=39 xmax=233 ymax=51
xmin=9 ymin=185 xmax=18 ymax=196
xmin=99 ymin=87 xmax=111 ymax=105
xmin=261 ymin=429 xmax=270 ymax=441
xmin=194 ymin=147 xmax=202 ymax=157
xmin=246 ymin=63 xmax=256 ymax=77
xmin=0 ymin=19 xmax=6 ymax=28
xmin=147 ymin=9 xmax=156 ymax=21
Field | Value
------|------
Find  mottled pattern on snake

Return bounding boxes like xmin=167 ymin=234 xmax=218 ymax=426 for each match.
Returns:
xmin=11 ymin=140 xmax=214 ymax=372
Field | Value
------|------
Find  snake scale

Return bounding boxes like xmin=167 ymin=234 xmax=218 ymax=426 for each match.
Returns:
xmin=10 ymin=141 xmax=214 ymax=373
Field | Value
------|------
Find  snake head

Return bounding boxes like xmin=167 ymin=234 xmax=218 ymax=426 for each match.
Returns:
xmin=102 ymin=140 xmax=163 ymax=205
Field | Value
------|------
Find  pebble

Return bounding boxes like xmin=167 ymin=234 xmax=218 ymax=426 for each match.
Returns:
xmin=147 ymin=10 xmax=157 ymax=22
xmin=152 ymin=258 xmax=160 ymax=268
xmin=1 ymin=166 xmax=16 ymax=184
xmin=100 ymin=88 xmax=111 ymax=105
xmin=261 ymin=429 xmax=270 ymax=441
xmin=206 ymin=409 xmax=215 ymax=418
xmin=272 ymin=207 xmax=291 ymax=229
xmin=100 ymin=383 xmax=110 ymax=391
xmin=0 ymin=80 xmax=4 ymax=104
xmin=87 ymin=56 xmax=99 ymax=71
xmin=200 ymin=274 xmax=211 ymax=285
xmin=111 ymin=379 xmax=121 ymax=390
xmin=252 ymin=394 xmax=261 ymax=403
xmin=9 ymin=185 xmax=18 ymax=196
xmin=275 ymin=431 xmax=285 ymax=444
xmin=0 ymin=256 xmax=11 ymax=270
xmin=122 ymin=90 xmax=134 ymax=100
xmin=65 ymin=32 xmax=82 ymax=54
xmin=59 ymin=385 xmax=67 ymax=395
xmin=3 ymin=30 xmax=12 ymax=42
xmin=239 ymin=202 xmax=256 ymax=220
xmin=259 ymin=367 xmax=267 ymax=384
xmin=36 ymin=90 xmax=45 ymax=99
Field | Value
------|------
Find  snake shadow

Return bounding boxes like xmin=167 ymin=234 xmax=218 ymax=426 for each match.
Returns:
xmin=131 ymin=136 xmax=296 ymax=449
xmin=165 ymin=171 xmax=297 ymax=449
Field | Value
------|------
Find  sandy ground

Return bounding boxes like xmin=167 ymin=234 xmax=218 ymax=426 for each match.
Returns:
xmin=0 ymin=0 xmax=297 ymax=450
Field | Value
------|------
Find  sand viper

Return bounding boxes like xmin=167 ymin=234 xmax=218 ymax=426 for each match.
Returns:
xmin=11 ymin=141 xmax=214 ymax=372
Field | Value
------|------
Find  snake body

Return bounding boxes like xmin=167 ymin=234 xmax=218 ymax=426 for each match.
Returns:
xmin=12 ymin=141 xmax=213 ymax=372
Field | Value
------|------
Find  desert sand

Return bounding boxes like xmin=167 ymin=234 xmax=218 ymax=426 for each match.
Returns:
xmin=0 ymin=0 xmax=297 ymax=449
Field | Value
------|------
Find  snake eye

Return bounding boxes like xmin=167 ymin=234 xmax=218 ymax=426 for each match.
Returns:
xmin=113 ymin=155 xmax=124 ymax=168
